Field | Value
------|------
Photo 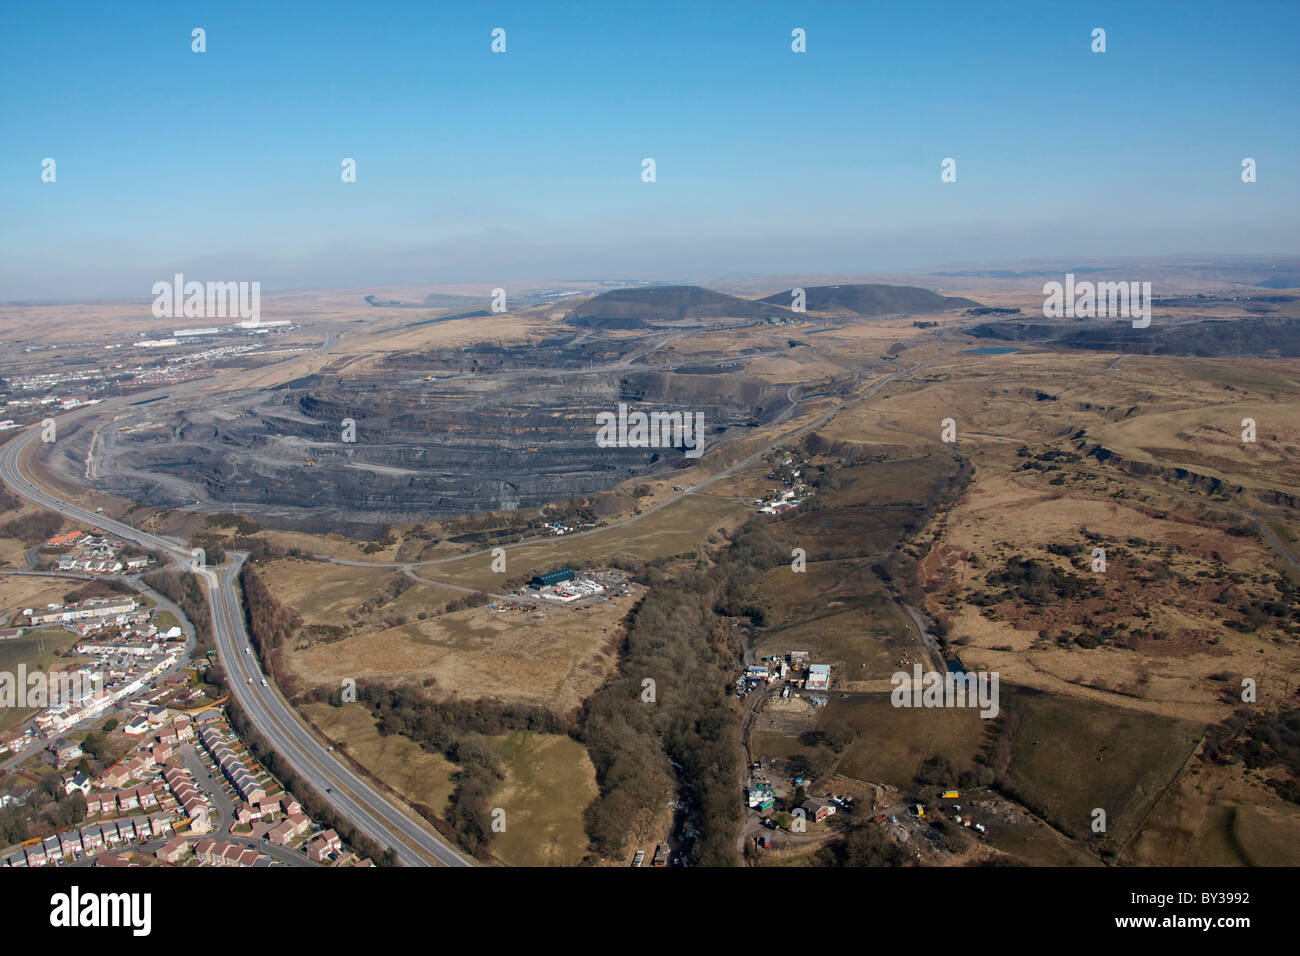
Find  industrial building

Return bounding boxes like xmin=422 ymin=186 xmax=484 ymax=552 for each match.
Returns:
xmin=805 ymin=663 xmax=832 ymax=691
xmin=529 ymin=568 xmax=576 ymax=589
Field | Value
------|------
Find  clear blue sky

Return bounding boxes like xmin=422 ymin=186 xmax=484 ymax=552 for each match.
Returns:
xmin=2 ymin=0 xmax=1296 ymax=299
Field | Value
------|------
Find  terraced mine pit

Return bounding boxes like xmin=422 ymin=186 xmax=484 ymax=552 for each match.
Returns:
xmin=32 ymin=283 xmax=981 ymax=529
xmin=51 ymin=330 xmax=797 ymax=526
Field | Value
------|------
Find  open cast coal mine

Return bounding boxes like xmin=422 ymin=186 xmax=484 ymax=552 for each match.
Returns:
xmin=49 ymin=331 xmax=798 ymax=528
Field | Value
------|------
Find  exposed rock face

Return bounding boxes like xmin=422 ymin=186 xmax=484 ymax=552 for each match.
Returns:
xmin=82 ymin=332 xmax=792 ymax=524
xmin=966 ymin=316 xmax=1300 ymax=356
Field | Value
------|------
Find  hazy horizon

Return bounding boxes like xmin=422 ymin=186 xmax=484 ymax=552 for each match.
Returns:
xmin=3 ymin=0 xmax=1297 ymax=300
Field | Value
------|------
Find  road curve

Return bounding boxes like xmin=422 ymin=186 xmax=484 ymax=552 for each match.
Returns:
xmin=0 ymin=422 xmax=471 ymax=868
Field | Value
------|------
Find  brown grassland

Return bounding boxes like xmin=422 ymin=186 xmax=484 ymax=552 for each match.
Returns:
xmin=486 ymin=731 xmax=597 ymax=867
xmin=263 ymin=552 xmax=636 ymax=712
xmin=5 ymin=279 xmax=1299 ymax=865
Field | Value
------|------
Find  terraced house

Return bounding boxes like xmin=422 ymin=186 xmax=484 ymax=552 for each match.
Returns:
xmin=200 ymin=724 xmax=267 ymax=803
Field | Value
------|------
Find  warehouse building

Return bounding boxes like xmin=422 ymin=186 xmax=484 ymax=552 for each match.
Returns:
xmin=806 ymin=663 xmax=832 ymax=691
xmin=529 ymin=568 xmax=576 ymax=589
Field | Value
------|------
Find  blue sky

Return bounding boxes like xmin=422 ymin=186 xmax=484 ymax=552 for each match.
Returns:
xmin=1 ymin=0 xmax=1297 ymax=299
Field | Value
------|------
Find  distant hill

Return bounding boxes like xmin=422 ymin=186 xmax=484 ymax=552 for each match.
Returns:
xmin=758 ymin=284 xmax=980 ymax=315
xmin=565 ymin=285 xmax=788 ymax=329
xmin=966 ymin=316 xmax=1300 ymax=357
xmin=365 ymin=292 xmax=491 ymax=310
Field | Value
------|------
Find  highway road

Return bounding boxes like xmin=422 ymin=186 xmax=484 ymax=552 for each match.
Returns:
xmin=0 ymin=421 xmax=471 ymax=868
xmin=0 ymin=340 xmax=923 ymax=864
xmin=0 ymin=326 xmax=891 ymax=867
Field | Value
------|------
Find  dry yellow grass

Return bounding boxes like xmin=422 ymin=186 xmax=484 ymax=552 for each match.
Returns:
xmin=286 ymin=596 xmax=628 ymax=712
xmin=0 ymin=574 xmax=73 ymax=615
xmin=301 ymin=701 xmax=457 ymax=816
xmin=1124 ymin=759 xmax=1300 ymax=866
xmin=407 ymin=495 xmax=747 ymax=592
xmin=1088 ymin=399 xmax=1300 ymax=495
xmin=920 ymin=462 xmax=1299 ymax=722
xmin=804 ymin=343 xmax=1300 ymax=725
xmin=256 ymin=557 xmax=457 ymax=625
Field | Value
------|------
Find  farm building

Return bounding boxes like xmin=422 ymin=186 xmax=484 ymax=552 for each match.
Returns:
xmin=802 ymin=797 xmax=837 ymax=823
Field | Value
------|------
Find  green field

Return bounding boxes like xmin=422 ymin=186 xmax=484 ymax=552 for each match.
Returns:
xmin=752 ymin=682 xmax=1204 ymax=860
xmin=826 ymin=694 xmax=992 ymax=786
xmin=1000 ymin=687 xmax=1203 ymax=845
xmin=0 ymin=629 xmax=84 ymax=731
xmin=749 ymin=731 xmax=814 ymax=763
xmin=779 ymin=457 xmax=948 ymax=559
xmin=486 ymin=731 xmax=597 ymax=867
xmin=301 ymin=705 xmax=598 ymax=865
xmin=755 ymin=561 xmax=918 ymax=682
